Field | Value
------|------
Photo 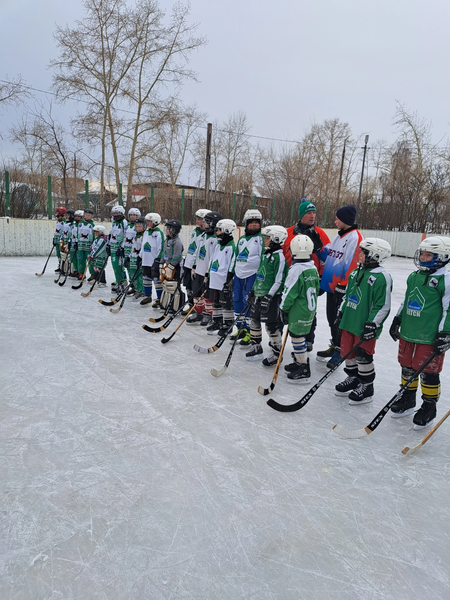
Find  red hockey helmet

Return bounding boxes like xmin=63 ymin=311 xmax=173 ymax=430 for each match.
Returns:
xmin=56 ymin=206 xmax=66 ymax=216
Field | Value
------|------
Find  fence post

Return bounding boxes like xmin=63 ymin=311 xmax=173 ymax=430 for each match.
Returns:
xmin=119 ymin=182 xmax=123 ymax=206
xmin=323 ymin=200 xmax=329 ymax=228
xmin=151 ymin=187 xmax=154 ymax=212
xmin=181 ymin=189 xmax=185 ymax=225
xmin=290 ymin=198 xmax=295 ymax=225
xmin=47 ymin=176 xmax=53 ymax=220
xmin=5 ymin=171 xmax=10 ymax=217
xmin=85 ymin=180 xmax=89 ymax=209
xmin=271 ymin=196 xmax=276 ymax=224
xmin=232 ymin=193 xmax=236 ymax=221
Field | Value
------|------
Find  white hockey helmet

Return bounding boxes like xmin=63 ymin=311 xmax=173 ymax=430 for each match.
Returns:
xmin=93 ymin=224 xmax=106 ymax=234
xmin=414 ymin=236 xmax=450 ymax=272
xmin=195 ymin=208 xmax=210 ymax=220
xmin=74 ymin=209 xmax=84 ymax=218
xmin=128 ymin=207 xmax=141 ymax=217
xmin=243 ymin=208 xmax=262 ymax=226
xmin=111 ymin=205 xmax=125 ymax=215
xmin=216 ymin=219 xmax=236 ymax=236
xmin=290 ymin=234 xmax=314 ymax=260
xmin=262 ymin=225 xmax=288 ymax=245
xmin=359 ymin=238 xmax=392 ymax=265
xmin=144 ymin=212 xmax=162 ymax=227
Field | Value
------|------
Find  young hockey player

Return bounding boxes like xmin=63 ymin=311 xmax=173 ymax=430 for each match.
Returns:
xmin=159 ymin=220 xmax=184 ymax=312
xmin=60 ymin=209 xmax=74 ymax=276
xmin=245 ymin=225 xmax=289 ymax=365
xmin=107 ymin=205 xmax=128 ymax=292
xmin=230 ymin=209 xmax=264 ymax=346
xmin=75 ymin=208 xmax=95 ymax=280
xmin=316 ymin=205 xmax=363 ymax=368
xmin=280 ymin=235 xmax=320 ymax=383
xmin=389 ymin=236 xmax=450 ymax=429
xmin=124 ymin=216 xmax=145 ymax=300
xmin=123 ymin=208 xmax=141 ymax=291
xmin=334 ymin=238 xmax=392 ymax=404
xmin=69 ymin=210 xmax=84 ymax=277
xmin=139 ymin=213 xmax=165 ymax=307
xmin=206 ymin=219 xmax=236 ymax=336
xmin=182 ymin=208 xmax=210 ymax=314
xmin=53 ymin=207 xmax=66 ymax=272
xmin=88 ymin=225 xmax=109 ymax=286
xmin=186 ymin=211 xmax=222 ymax=326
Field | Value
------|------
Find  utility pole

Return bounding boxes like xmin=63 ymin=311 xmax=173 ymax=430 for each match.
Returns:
xmin=204 ymin=123 xmax=212 ymax=209
xmin=336 ymin=137 xmax=348 ymax=205
xmin=357 ymin=135 xmax=369 ymax=212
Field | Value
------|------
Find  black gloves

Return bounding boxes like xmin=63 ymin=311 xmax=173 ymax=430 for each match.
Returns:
xmin=106 ymin=245 xmax=111 ymax=256
xmin=334 ymin=310 xmax=343 ymax=329
xmin=124 ymin=257 xmax=130 ymax=268
xmin=362 ymin=321 xmax=377 ymax=341
xmin=333 ymin=284 xmax=346 ymax=306
xmin=389 ymin=316 xmax=401 ymax=341
xmin=434 ymin=332 xmax=450 ymax=355
xmin=305 ymin=226 xmax=323 ymax=253
xmin=136 ymin=256 xmax=142 ymax=269
xmin=116 ymin=246 xmax=125 ymax=257
xmin=220 ymin=286 xmax=233 ymax=308
xmin=281 ymin=310 xmax=289 ymax=325
xmin=246 ymin=289 xmax=256 ymax=307
xmin=74 ymin=242 xmax=78 ymax=252
xmin=260 ymin=294 xmax=272 ymax=314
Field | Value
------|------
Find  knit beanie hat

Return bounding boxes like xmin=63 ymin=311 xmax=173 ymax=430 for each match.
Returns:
xmin=336 ymin=204 xmax=357 ymax=226
xmin=298 ymin=200 xmax=316 ymax=220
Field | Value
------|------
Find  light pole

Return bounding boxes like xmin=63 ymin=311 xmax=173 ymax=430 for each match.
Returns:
xmin=357 ymin=135 xmax=369 ymax=213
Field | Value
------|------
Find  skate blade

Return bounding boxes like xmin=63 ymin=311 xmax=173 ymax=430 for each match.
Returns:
xmin=286 ymin=377 xmax=311 ymax=385
xmin=348 ymin=397 xmax=373 ymax=405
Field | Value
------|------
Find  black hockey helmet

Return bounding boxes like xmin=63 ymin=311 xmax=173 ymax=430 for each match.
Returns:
xmin=65 ymin=209 xmax=75 ymax=221
xmin=203 ymin=211 xmax=222 ymax=234
xmin=165 ymin=219 xmax=182 ymax=237
xmin=135 ymin=216 xmax=147 ymax=231
xmin=84 ymin=208 xmax=94 ymax=215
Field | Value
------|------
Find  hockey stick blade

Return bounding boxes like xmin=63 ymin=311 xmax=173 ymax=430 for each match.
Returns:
xmin=81 ymin=283 xmax=97 ymax=297
xmin=35 ymin=246 xmax=55 ymax=276
xmin=210 ymin=365 xmax=227 ymax=377
xmin=58 ymin=275 xmax=68 ymax=286
xmin=333 ymin=352 xmax=438 ymax=439
xmin=148 ymin=311 xmax=171 ymax=323
xmin=110 ymin=305 xmax=123 ymax=314
xmin=193 ymin=343 xmax=219 ymax=354
xmin=142 ymin=323 xmax=166 ymax=333
xmin=401 ymin=409 xmax=450 ymax=455
xmin=98 ymin=295 xmax=121 ymax=306
xmin=35 ymin=272 xmax=44 ymax=277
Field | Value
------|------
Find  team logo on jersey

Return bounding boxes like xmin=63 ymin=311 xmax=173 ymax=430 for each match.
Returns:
xmin=143 ymin=242 xmax=151 ymax=252
xmin=347 ymin=287 xmax=361 ymax=309
xmin=368 ymin=275 xmax=376 ymax=286
xmin=429 ymin=277 xmax=438 ymax=288
xmin=256 ymin=273 xmax=264 ymax=281
xmin=237 ymin=247 xmax=249 ymax=261
xmin=187 ymin=241 xmax=197 ymax=255
xmin=198 ymin=245 xmax=206 ymax=260
xmin=406 ymin=287 xmax=425 ymax=317
xmin=210 ymin=259 xmax=219 ymax=272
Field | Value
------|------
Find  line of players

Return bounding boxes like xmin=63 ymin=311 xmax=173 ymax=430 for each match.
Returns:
xmin=52 ymin=203 xmax=450 ymax=431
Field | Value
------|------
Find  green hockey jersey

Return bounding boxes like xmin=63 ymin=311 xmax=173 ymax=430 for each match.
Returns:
xmin=280 ymin=260 xmax=319 ymax=336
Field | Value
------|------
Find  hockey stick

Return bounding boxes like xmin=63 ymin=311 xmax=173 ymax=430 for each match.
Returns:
xmin=332 ymin=351 xmax=438 ymax=439
xmin=58 ymin=253 xmax=70 ymax=286
xmin=54 ymin=249 xmax=68 ymax=283
xmin=161 ymin=288 xmax=208 ymax=344
xmin=402 ymin=409 xmax=450 ymax=455
xmin=142 ymin=304 xmax=184 ymax=332
xmin=35 ymin=245 xmax=55 ymax=277
xmin=109 ymin=269 xmax=143 ymax=314
xmin=71 ymin=262 xmax=89 ymax=290
xmin=81 ymin=257 xmax=108 ymax=298
xmin=267 ymin=339 xmax=365 ymax=412
xmin=210 ymin=305 xmax=252 ymax=377
xmin=258 ymin=327 xmax=290 ymax=395
xmin=193 ymin=303 xmax=252 ymax=354
xmin=148 ymin=283 xmax=178 ymax=322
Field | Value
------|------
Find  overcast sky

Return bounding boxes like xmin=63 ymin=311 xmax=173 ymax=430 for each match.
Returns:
xmin=2 ymin=0 xmax=450 ymax=159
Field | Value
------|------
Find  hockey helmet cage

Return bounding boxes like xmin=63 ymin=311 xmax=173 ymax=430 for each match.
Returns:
xmin=165 ymin=219 xmax=182 ymax=236
xmin=414 ymin=236 xmax=450 ymax=272
xmin=144 ymin=212 xmax=162 ymax=227
xmin=128 ymin=207 xmax=141 ymax=217
xmin=203 ymin=211 xmax=222 ymax=233
xmin=290 ymin=234 xmax=314 ymax=260
xmin=243 ymin=208 xmax=262 ymax=226
xmin=262 ymin=225 xmax=288 ymax=245
xmin=216 ymin=219 xmax=236 ymax=236
xmin=359 ymin=238 xmax=391 ymax=266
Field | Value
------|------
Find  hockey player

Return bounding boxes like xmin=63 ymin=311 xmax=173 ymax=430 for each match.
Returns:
xmin=206 ymin=219 xmax=236 ymax=336
xmin=186 ymin=211 xmax=222 ymax=326
xmin=107 ymin=205 xmax=128 ymax=292
xmin=53 ymin=206 xmax=66 ymax=272
xmin=88 ymin=225 xmax=108 ymax=286
xmin=334 ymin=238 xmax=392 ymax=404
xmin=70 ymin=210 xmax=84 ymax=277
xmin=230 ymin=209 xmax=264 ymax=346
xmin=280 ymin=235 xmax=320 ymax=383
xmin=182 ymin=208 xmax=210 ymax=314
xmin=75 ymin=208 xmax=95 ymax=280
xmin=139 ymin=213 xmax=165 ymax=307
xmin=316 ymin=205 xmax=363 ymax=368
xmin=389 ymin=236 xmax=450 ymax=429
xmin=60 ymin=209 xmax=74 ymax=276
xmin=159 ymin=220 xmax=184 ymax=313
xmin=124 ymin=216 xmax=145 ymax=300
xmin=245 ymin=225 xmax=289 ymax=365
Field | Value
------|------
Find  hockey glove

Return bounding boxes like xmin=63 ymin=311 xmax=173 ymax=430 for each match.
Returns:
xmin=164 ymin=264 xmax=176 ymax=281
xmin=124 ymin=257 xmax=130 ymax=268
xmin=333 ymin=284 xmax=346 ymax=306
xmin=151 ymin=259 xmax=160 ymax=279
xmin=260 ymin=294 xmax=273 ymax=314
xmin=246 ymin=289 xmax=256 ymax=307
xmin=136 ymin=256 xmax=142 ymax=269
xmin=219 ymin=286 xmax=233 ymax=308
xmin=434 ymin=332 xmax=450 ymax=355
xmin=115 ymin=246 xmax=125 ymax=257
xmin=159 ymin=262 xmax=165 ymax=281
xmin=389 ymin=316 xmax=401 ymax=342
xmin=106 ymin=245 xmax=111 ymax=257
xmin=280 ymin=310 xmax=289 ymax=326
xmin=362 ymin=321 xmax=377 ymax=341
xmin=334 ymin=310 xmax=343 ymax=329
xmin=74 ymin=242 xmax=78 ymax=252
xmin=67 ymin=242 xmax=72 ymax=251
xmin=88 ymin=256 xmax=93 ymax=262
xmin=305 ymin=227 xmax=323 ymax=253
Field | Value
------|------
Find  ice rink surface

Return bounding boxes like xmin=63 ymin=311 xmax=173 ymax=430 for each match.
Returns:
xmin=1 ymin=256 xmax=449 ymax=600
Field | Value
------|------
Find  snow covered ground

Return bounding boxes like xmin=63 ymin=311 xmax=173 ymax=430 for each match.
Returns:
xmin=1 ymin=256 xmax=449 ymax=600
